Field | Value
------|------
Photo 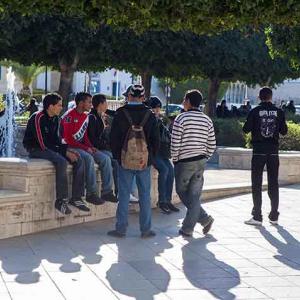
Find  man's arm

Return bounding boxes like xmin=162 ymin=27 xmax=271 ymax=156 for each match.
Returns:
xmin=110 ymin=111 xmax=123 ymax=160
xmin=87 ymin=115 xmax=102 ymax=149
xmin=279 ymin=110 xmax=288 ymax=136
xmin=243 ymin=110 xmax=254 ymax=133
xmin=149 ymin=115 xmax=160 ymax=157
xmin=206 ymin=121 xmax=216 ymax=158
xmin=171 ymin=117 xmax=184 ymax=162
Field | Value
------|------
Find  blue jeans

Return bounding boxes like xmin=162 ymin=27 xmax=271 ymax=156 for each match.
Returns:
xmin=152 ymin=156 xmax=174 ymax=204
xmin=174 ymin=159 xmax=209 ymax=234
xmin=101 ymin=150 xmax=119 ymax=195
xmin=92 ymin=150 xmax=113 ymax=195
xmin=116 ymin=166 xmax=152 ymax=234
xmin=29 ymin=149 xmax=84 ymax=200
xmin=71 ymin=149 xmax=98 ymax=196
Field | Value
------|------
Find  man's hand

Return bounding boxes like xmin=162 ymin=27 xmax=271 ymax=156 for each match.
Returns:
xmin=66 ymin=149 xmax=79 ymax=162
xmin=87 ymin=147 xmax=97 ymax=154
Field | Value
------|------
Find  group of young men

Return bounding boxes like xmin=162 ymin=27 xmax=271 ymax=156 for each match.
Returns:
xmin=23 ymin=84 xmax=286 ymax=238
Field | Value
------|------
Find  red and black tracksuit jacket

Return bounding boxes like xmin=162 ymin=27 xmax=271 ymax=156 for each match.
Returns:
xmin=23 ymin=110 xmax=67 ymax=156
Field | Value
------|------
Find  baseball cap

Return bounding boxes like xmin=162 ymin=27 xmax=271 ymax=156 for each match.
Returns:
xmin=122 ymin=85 xmax=132 ymax=97
xmin=129 ymin=84 xmax=145 ymax=98
xmin=148 ymin=96 xmax=162 ymax=108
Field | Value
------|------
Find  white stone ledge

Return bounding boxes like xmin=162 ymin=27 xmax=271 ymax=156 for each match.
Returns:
xmin=218 ymin=147 xmax=300 ymax=185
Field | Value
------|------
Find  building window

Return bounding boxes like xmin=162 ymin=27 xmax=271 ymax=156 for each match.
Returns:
xmin=112 ymin=81 xmax=120 ymax=97
xmin=90 ymin=79 xmax=100 ymax=95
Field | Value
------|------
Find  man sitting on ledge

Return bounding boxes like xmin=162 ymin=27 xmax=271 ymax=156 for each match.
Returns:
xmin=61 ymin=92 xmax=117 ymax=204
xmin=23 ymin=93 xmax=89 ymax=215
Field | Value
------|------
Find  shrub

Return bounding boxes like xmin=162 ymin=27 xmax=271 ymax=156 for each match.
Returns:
xmin=245 ymin=121 xmax=300 ymax=151
xmin=279 ymin=122 xmax=300 ymax=151
xmin=213 ymin=118 xmax=246 ymax=147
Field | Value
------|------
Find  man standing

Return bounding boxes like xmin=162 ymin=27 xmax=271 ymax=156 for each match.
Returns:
xmin=23 ymin=93 xmax=89 ymax=214
xmin=171 ymin=89 xmax=216 ymax=237
xmin=107 ymin=84 xmax=160 ymax=238
xmin=61 ymin=92 xmax=117 ymax=204
xmin=243 ymin=87 xmax=288 ymax=226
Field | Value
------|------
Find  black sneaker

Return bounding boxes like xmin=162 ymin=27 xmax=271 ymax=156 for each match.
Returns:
xmin=141 ymin=230 xmax=156 ymax=238
xmin=107 ymin=230 xmax=126 ymax=238
xmin=55 ymin=199 xmax=71 ymax=215
xmin=203 ymin=216 xmax=214 ymax=235
xmin=86 ymin=193 xmax=105 ymax=205
xmin=101 ymin=192 xmax=118 ymax=203
xmin=69 ymin=198 xmax=90 ymax=212
xmin=167 ymin=203 xmax=180 ymax=212
xmin=179 ymin=229 xmax=192 ymax=237
xmin=158 ymin=203 xmax=171 ymax=214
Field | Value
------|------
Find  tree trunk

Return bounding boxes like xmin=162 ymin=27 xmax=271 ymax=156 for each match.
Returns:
xmin=58 ymin=54 xmax=79 ymax=108
xmin=206 ymin=78 xmax=221 ymax=117
xmin=141 ymin=71 xmax=152 ymax=101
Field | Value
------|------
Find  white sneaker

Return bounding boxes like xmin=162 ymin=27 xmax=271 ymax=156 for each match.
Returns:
xmin=269 ymin=219 xmax=278 ymax=225
xmin=129 ymin=194 xmax=139 ymax=203
xmin=244 ymin=218 xmax=262 ymax=226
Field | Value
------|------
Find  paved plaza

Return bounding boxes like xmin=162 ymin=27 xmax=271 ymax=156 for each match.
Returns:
xmin=0 ymin=182 xmax=299 ymax=300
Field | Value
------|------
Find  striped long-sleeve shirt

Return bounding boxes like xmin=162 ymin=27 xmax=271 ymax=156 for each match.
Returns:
xmin=171 ymin=109 xmax=216 ymax=163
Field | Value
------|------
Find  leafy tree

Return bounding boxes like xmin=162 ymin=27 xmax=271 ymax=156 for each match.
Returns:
xmin=2 ymin=1 xmax=300 ymax=34
xmin=0 ymin=14 xmax=112 ymax=107
xmin=266 ymin=25 xmax=300 ymax=67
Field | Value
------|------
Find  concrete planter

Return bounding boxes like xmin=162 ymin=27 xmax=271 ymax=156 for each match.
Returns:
xmin=218 ymin=147 xmax=300 ymax=185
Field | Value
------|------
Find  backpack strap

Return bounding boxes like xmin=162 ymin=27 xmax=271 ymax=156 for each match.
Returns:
xmin=139 ymin=110 xmax=151 ymax=127
xmin=123 ymin=109 xmax=133 ymax=126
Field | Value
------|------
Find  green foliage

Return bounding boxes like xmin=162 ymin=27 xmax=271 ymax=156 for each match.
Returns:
xmin=3 ymin=1 xmax=300 ymax=34
xmin=160 ymin=78 xmax=228 ymax=104
xmin=0 ymin=94 xmax=5 ymax=112
xmin=279 ymin=122 xmax=300 ymax=151
xmin=213 ymin=118 xmax=246 ymax=147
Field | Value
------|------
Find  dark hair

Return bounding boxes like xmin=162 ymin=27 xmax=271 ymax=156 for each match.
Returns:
xmin=75 ymin=92 xmax=92 ymax=105
xmin=259 ymin=87 xmax=272 ymax=102
xmin=43 ymin=93 xmax=62 ymax=110
xmin=185 ymin=89 xmax=203 ymax=107
xmin=92 ymin=94 xmax=106 ymax=109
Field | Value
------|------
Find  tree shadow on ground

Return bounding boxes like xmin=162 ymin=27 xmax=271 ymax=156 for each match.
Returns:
xmin=105 ymin=231 xmax=172 ymax=300
xmin=182 ymin=235 xmax=241 ymax=300
xmin=259 ymin=225 xmax=300 ymax=268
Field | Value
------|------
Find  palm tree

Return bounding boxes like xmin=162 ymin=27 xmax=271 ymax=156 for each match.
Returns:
xmin=1 ymin=61 xmax=46 ymax=95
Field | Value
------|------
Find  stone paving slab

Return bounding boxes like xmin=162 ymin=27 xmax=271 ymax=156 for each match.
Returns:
xmin=0 ymin=184 xmax=299 ymax=299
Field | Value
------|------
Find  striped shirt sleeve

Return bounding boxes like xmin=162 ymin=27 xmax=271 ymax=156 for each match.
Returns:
xmin=206 ymin=121 xmax=216 ymax=158
xmin=171 ymin=118 xmax=184 ymax=162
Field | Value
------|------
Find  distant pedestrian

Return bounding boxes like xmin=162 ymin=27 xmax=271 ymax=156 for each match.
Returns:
xmin=243 ymin=87 xmax=288 ymax=226
xmin=286 ymin=100 xmax=296 ymax=115
xmin=171 ymin=89 xmax=216 ymax=237
xmin=25 ymin=98 xmax=38 ymax=116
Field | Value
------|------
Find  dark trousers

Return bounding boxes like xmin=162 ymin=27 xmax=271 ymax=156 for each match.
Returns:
xmin=251 ymin=154 xmax=280 ymax=221
xmin=29 ymin=149 xmax=84 ymax=200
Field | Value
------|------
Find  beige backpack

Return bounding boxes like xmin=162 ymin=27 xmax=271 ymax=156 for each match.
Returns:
xmin=121 ymin=109 xmax=151 ymax=170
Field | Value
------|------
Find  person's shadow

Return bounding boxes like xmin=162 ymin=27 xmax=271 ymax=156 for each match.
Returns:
xmin=105 ymin=231 xmax=172 ymax=300
xmin=0 ymin=230 xmax=83 ymax=284
xmin=259 ymin=225 xmax=300 ymax=269
xmin=182 ymin=236 xmax=240 ymax=300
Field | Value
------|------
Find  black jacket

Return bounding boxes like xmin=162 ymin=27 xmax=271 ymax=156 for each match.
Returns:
xmin=243 ymin=102 xmax=288 ymax=154
xmin=157 ymin=118 xmax=171 ymax=159
xmin=88 ymin=108 xmax=116 ymax=151
xmin=23 ymin=110 xmax=67 ymax=156
xmin=110 ymin=103 xmax=160 ymax=165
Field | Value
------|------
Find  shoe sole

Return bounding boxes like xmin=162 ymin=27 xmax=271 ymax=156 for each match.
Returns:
xmin=179 ymin=230 xmax=192 ymax=237
xmin=269 ymin=220 xmax=278 ymax=225
xmin=69 ymin=205 xmax=90 ymax=212
xmin=244 ymin=221 xmax=262 ymax=226
xmin=203 ymin=218 xmax=214 ymax=235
